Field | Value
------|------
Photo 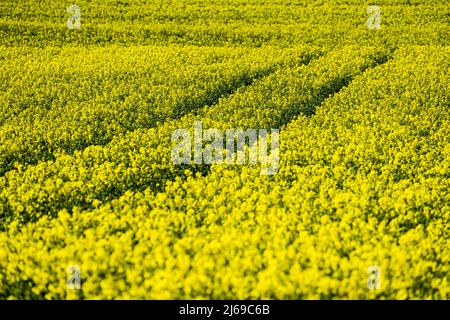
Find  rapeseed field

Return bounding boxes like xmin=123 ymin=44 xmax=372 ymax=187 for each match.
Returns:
xmin=0 ymin=0 xmax=449 ymax=299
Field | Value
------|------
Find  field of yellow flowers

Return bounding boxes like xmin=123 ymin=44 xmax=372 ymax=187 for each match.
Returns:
xmin=0 ymin=0 xmax=449 ymax=299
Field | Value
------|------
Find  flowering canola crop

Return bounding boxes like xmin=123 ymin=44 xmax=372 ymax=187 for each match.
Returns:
xmin=0 ymin=0 xmax=449 ymax=299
